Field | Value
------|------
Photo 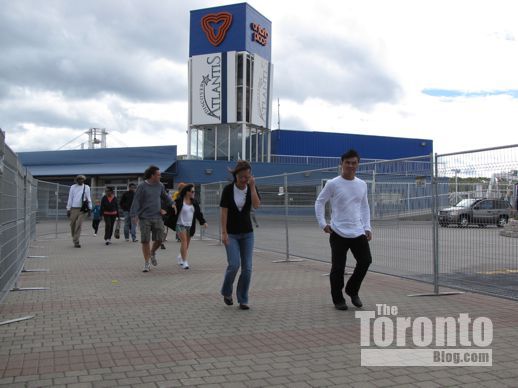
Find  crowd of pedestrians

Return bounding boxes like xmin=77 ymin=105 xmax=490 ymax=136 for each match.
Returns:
xmin=66 ymin=149 xmax=372 ymax=311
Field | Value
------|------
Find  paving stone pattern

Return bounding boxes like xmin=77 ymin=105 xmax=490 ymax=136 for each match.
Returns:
xmin=1 ymin=231 xmax=517 ymax=387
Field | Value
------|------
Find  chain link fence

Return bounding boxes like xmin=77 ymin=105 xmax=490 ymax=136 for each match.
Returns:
xmin=434 ymin=145 xmax=518 ymax=299
xmin=202 ymin=150 xmax=518 ymax=300
xmin=0 ymin=131 xmax=38 ymax=304
xmin=2 ymin=133 xmax=517 ymax=304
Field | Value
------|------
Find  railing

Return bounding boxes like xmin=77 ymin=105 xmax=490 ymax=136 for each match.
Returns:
xmin=270 ymin=154 xmax=381 ymax=168
xmin=0 ymin=131 xmax=38 ymax=304
xmin=202 ymin=149 xmax=518 ymax=300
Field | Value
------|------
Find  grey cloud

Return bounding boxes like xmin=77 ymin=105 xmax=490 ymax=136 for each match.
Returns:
xmin=273 ymin=30 xmax=402 ymax=109
xmin=0 ymin=0 xmax=200 ymax=102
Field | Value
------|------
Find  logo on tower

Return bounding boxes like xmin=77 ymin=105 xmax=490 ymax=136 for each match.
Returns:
xmin=201 ymin=12 xmax=233 ymax=46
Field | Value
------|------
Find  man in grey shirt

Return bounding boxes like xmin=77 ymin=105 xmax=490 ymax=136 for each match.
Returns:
xmin=130 ymin=165 xmax=173 ymax=272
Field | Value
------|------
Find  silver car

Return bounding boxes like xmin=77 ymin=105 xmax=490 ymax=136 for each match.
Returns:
xmin=438 ymin=198 xmax=513 ymax=227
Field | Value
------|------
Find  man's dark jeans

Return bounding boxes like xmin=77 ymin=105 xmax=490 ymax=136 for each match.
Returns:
xmin=329 ymin=232 xmax=372 ymax=305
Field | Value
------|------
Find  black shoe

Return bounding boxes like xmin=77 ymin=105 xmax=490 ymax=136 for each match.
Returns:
xmin=349 ymin=295 xmax=363 ymax=308
xmin=223 ymin=296 xmax=233 ymax=306
xmin=334 ymin=302 xmax=348 ymax=311
xmin=239 ymin=304 xmax=250 ymax=310
xmin=160 ymin=243 xmax=166 ymax=250
xmin=74 ymin=243 xmax=81 ymax=248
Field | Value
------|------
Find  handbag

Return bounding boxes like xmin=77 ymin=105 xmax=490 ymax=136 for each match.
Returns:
xmin=114 ymin=219 xmax=121 ymax=239
xmin=80 ymin=185 xmax=89 ymax=213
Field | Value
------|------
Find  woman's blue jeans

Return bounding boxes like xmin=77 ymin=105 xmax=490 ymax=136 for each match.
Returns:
xmin=221 ymin=232 xmax=254 ymax=305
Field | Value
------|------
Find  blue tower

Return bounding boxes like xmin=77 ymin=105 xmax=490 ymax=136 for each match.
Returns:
xmin=188 ymin=3 xmax=273 ymax=162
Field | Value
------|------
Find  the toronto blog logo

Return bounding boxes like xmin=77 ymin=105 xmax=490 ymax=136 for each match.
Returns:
xmin=355 ymin=304 xmax=493 ymax=366
xmin=201 ymin=12 xmax=233 ymax=47
xmin=199 ymin=56 xmax=221 ymax=120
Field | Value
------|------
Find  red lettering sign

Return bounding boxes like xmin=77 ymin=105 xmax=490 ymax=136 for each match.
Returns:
xmin=201 ymin=12 xmax=233 ymax=47
xmin=250 ymin=22 xmax=269 ymax=46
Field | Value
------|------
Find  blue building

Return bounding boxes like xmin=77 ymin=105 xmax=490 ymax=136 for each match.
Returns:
xmin=18 ymin=129 xmax=432 ymax=187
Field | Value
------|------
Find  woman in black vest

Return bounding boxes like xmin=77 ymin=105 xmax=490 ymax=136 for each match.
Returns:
xmin=220 ymin=160 xmax=261 ymax=310
xmin=169 ymin=183 xmax=207 ymax=269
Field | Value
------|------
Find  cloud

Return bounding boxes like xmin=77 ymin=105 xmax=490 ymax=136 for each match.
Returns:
xmin=268 ymin=3 xmax=401 ymax=109
xmin=2 ymin=0 xmax=518 ymax=157
xmin=0 ymin=0 xmax=192 ymax=102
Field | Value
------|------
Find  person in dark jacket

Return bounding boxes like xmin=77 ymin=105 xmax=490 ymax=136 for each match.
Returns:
xmin=119 ymin=183 xmax=137 ymax=242
xmin=91 ymin=199 xmax=102 ymax=236
xmin=166 ymin=183 xmax=207 ymax=269
xmin=220 ymin=160 xmax=260 ymax=310
xmin=100 ymin=186 xmax=119 ymax=245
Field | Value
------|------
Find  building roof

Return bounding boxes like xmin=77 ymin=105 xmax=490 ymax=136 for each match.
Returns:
xmin=18 ymin=146 xmax=177 ymax=176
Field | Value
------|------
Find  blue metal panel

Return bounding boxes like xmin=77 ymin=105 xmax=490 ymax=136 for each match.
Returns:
xmin=190 ymin=3 xmax=271 ymax=62
xmin=18 ymin=146 xmax=177 ymax=177
xmin=244 ymin=4 xmax=272 ymax=62
xmin=175 ymin=160 xmax=321 ymax=184
xmin=271 ymin=130 xmax=432 ymax=159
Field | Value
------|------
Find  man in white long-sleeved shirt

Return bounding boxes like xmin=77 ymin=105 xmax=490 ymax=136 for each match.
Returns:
xmin=315 ymin=149 xmax=372 ymax=311
xmin=66 ymin=174 xmax=92 ymax=248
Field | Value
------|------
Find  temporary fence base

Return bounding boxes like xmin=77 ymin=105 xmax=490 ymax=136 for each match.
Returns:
xmin=22 ymin=269 xmax=49 ymax=273
xmin=0 ymin=316 xmax=34 ymax=326
xmin=11 ymin=287 xmax=49 ymax=291
xmin=27 ymin=255 xmax=48 ymax=259
xmin=273 ymin=258 xmax=304 ymax=263
xmin=321 ymin=271 xmax=349 ymax=276
xmin=407 ymin=291 xmax=464 ymax=297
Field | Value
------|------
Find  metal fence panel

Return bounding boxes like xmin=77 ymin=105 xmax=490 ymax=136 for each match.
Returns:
xmin=0 ymin=132 xmax=32 ymax=303
xmin=202 ymin=151 xmax=518 ymax=300
xmin=2 ymin=138 xmax=517 ymax=305
xmin=436 ymin=145 xmax=518 ymax=299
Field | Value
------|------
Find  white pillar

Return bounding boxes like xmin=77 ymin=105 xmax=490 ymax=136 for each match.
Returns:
xmin=241 ymin=123 xmax=247 ymax=161
xmin=187 ymin=127 xmax=192 ymax=159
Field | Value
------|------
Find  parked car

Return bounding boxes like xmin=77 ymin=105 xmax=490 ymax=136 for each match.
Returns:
xmin=438 ymin=198 xmax=514 ymax=227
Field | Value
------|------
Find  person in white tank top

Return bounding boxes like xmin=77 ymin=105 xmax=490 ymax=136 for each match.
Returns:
xmin=172 ymin=183 xmax=208 ymax=269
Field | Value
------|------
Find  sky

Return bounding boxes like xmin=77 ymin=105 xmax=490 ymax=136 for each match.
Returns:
xmin=1 ymin=0 xmax=518 ymax=155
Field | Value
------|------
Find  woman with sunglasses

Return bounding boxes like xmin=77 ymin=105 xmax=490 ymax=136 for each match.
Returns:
xmin=171 ymin=183 xmax=207 ymax=269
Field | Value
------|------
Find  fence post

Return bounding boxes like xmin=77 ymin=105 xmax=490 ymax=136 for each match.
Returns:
xmin=55 ymin=183 xmax=59 ymax=239
xmin=408 ymin=153 xmax=463 ymax=297
xmin=432 ymin=153 xmax=439 ymax=294
xmin=284 ymin=173 xmax=289 ymax=260
xmin=273 ymin=173 xmax=303 ymax=263
xmin=218 ymin=183 xmax=223 ymax=245
xmin=200 ymin=184 xmax=205 ymax=240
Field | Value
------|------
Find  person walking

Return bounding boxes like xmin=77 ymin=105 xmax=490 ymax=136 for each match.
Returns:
xmin=66 ymin=174 xmax=92 ymax=248
xmin=130 ymin=165 xmax=174 ymax=272
xmin=172 ymin=183 xmax=186 ymax=242
xmin=100 ymin=186 xmax=119 ymax=245
xmin=220 ymin=160 xmax=261 ymax=310
xmin=315 ymin=149 xmax=372 ymax=311
xmin=120 ymin=183 xmax=138 ymax=242
xmin=168 ymin=183 xmax=208 ymax=270
xmin=91 ymin=199 xmax=101 ymax=236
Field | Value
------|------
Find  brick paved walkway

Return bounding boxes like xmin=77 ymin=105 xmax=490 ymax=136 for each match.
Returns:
xmin=1 ymin=232 xmax=517 ymax=387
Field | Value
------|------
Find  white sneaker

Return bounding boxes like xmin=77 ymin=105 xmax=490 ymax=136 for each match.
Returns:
xmin=93 ymin=233 xmax=97 ymax=236
xmin=177 ymin=254 xmax=183 ymax=265
xmin=142 ymin=261 xmax=151 ymax=272
xmin=182 ymin=261 xmax=189 ymax=270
